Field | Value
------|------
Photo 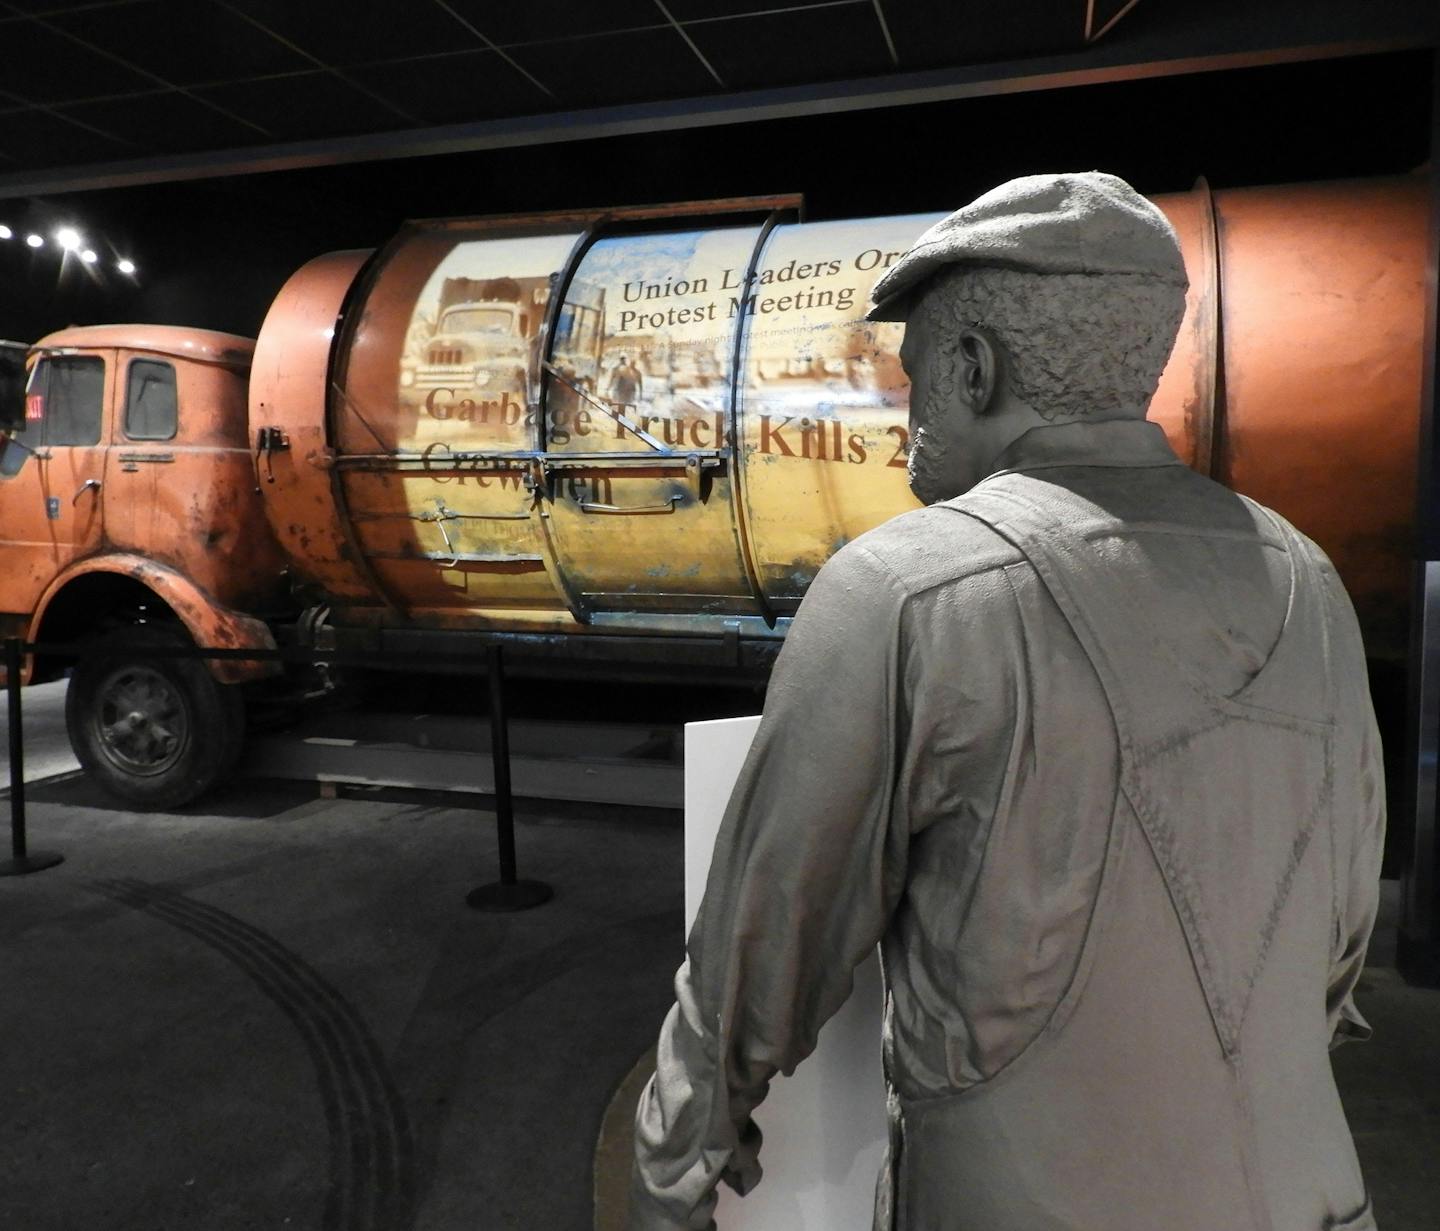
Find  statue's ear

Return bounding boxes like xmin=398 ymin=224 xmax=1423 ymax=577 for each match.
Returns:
xmin=958 ymin=327 xmax=1001 ymax=415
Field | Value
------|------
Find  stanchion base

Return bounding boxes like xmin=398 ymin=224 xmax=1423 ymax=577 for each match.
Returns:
xmin=466 ymin=879 xmax=553 ymax=912
xmin=0 ymin=851 xmax=64 ymax=877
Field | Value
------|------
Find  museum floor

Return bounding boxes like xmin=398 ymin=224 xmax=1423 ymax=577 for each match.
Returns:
xmin=1 ymin=707 xmax=1437 ymax=1229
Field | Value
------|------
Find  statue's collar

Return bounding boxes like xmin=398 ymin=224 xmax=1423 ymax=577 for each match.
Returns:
xmin=985 ymin=418 xmax=1182 ymax=478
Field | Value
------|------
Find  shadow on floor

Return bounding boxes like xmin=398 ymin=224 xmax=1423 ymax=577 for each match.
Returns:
xmin=18 ymin=772 xmax=318 ymax=820
xmin=0 ymin=790 xmax=684 ymax=1231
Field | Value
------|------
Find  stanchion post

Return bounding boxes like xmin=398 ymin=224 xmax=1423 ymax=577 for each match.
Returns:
xmin=490 ymin=643 xmax=518 ymax=886
xmin=1 ymin=638 xmax=63 ymax=877
xmin=466 ymin=643 xmax=551 ymax=911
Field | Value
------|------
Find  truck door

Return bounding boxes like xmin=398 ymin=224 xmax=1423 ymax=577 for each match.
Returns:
xmin=332 ymin=227 xmax=583 ymax=618
xmin=539 ymin=225 xmax=765 ymax=617
xmin=103 ymin=352 xmax=179 ymax=552
xmin=0 ymin=352 xmax=110 ymax=615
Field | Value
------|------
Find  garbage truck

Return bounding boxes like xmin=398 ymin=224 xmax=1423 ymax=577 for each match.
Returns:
xmin=0 ymin=174 xmax=1428 ymax=805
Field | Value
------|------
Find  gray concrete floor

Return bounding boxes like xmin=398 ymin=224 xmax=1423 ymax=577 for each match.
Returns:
xmin=3 ymin=683 xmax=1439 ymax=1230
xmin=2 ymin=680 xmax=684 ymax=1230
xmin=2 ymin=678 xmax=79 ymax=784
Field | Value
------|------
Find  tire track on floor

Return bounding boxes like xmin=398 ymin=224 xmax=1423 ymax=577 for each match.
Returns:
xmin=89 ymin=878 xmax=415 ymax=1231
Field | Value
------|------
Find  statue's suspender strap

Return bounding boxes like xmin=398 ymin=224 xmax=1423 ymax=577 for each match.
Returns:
xmin=938 ymin=477 xmax=1335 ymax=1057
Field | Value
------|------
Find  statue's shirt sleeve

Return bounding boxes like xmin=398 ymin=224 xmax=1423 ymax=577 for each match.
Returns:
xmin=629 ymin=540 xmax=921 ymax=1230
xmin=1322 ymin=563 xmax=1386 ymax=1049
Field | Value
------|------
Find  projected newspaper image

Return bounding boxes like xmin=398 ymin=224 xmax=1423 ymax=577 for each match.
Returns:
xmin=397 ymin=231 xmax=580 ymax=453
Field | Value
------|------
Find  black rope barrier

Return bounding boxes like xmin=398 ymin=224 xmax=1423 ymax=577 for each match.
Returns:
xmin=2 ymin=636 xmax=551 ymax=908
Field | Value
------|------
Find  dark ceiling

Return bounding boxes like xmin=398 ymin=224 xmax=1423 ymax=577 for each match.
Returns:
xmin=0 ymin=0 xmax=1433 ymax=346
xmin=0 ymin=0 xmax=1123 ymax=172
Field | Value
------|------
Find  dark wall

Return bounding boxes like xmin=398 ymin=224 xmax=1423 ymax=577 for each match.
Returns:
xmin=0 ymin=48 xmax=1431 ymax=344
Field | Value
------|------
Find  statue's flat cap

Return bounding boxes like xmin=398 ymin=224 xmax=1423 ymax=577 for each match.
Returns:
xmin=866 ymin=171 xmax=1188 ymax=322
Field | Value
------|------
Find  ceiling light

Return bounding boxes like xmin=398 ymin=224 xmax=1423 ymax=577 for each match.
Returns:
xmin=0 ymin=225 xmax=11 ymax=240
xmin=81 ymin=249 xmax=97 ymax=264
xmin=55 ymin=227 xmax=82 ymax=251
xmin=25 ymin=234 xmax=43 ymax=248
xmin=117 ymin=258 xmax=136 ymax=275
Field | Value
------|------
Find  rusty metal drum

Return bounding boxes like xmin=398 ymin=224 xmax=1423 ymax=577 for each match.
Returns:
xmin=249 ymin=175 xmax=1428 ymax=659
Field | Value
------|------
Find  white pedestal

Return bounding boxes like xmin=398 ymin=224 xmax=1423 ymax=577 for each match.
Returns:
xmin=684 ymin=716 xmax=887 ymax=1230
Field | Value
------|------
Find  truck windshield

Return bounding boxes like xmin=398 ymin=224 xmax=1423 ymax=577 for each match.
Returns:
xmin=0 ymin=355 xmax=105 ymax=477
xmin=440 ymin=308 xmax=515 ymax=334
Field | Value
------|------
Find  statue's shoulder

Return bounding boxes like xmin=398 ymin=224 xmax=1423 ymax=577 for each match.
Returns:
xmin=841 ymin=503 xmax=1025 ymax=598
xmin=1221 ymin=491 xmax=1339 ymax=575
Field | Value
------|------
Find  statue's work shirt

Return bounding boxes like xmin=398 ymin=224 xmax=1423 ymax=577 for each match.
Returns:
xmin=632 ymin=419 xmax=1384 ymax=1231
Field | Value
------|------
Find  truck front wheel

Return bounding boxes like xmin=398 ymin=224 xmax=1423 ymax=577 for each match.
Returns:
xmin=66 ymin=625 xmax=245 ymax=809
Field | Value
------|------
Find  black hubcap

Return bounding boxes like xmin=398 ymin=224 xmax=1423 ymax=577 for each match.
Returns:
xmin=93 ymin=665 xmax=187 ymax=776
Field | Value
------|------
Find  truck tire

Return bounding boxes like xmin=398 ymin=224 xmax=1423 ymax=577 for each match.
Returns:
xmin=65 ymin=625 xmax=245 ymax=809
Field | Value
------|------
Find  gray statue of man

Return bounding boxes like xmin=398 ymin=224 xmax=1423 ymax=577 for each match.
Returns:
xmin=631 ymin=172 xmax=1384 ymax=1231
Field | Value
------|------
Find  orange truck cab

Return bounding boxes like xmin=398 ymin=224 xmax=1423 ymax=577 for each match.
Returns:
xmin=0 ymin=325 xmax=289 ymax=806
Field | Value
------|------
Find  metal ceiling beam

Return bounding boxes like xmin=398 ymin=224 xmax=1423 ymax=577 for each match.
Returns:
xmin=0 ymin=0 xmax=1433 ymax=201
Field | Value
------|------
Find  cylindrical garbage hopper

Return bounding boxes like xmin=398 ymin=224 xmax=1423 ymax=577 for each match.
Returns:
xmin=250 ymin=174 xmax=1428 ymax=660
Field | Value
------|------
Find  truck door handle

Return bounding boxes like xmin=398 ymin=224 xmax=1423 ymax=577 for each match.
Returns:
xmin=73 ymin=478 xmax=101 ymax=504
xmin=578 ymin=493 xmax=681 ymax=515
